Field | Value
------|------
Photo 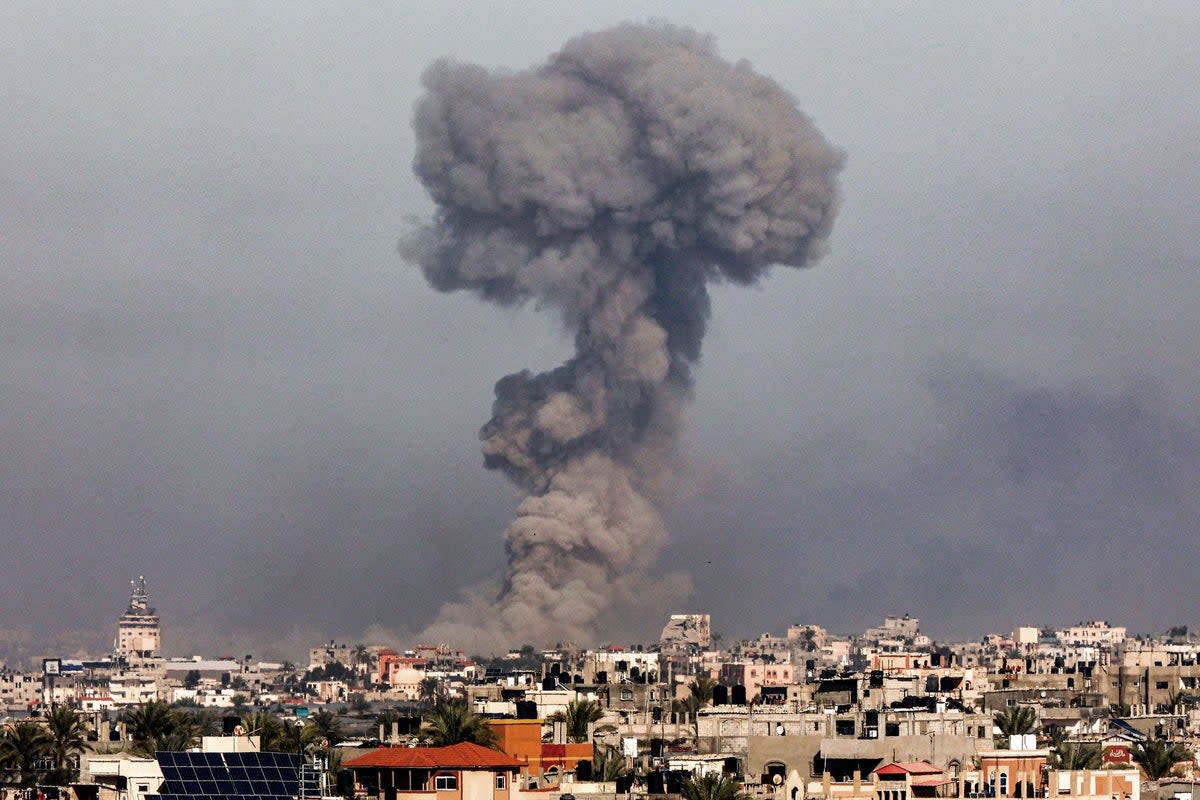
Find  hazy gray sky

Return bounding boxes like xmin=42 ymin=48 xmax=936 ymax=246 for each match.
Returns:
xmin=3 ymin=1 xmax=1198 ymax=661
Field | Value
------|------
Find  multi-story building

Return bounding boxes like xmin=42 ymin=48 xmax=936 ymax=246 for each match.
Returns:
xmin=660 ymin=614 xmax=712 ymax=652
xmin=116 ymin=576 xmax=161 ymax=659
xmin=863 ymin=616 xmax=920 ymax=645
xmin=308 ymin=640 xmax=352 ymax=671
xmin=0 ymin=669 xmax=40 ymax=710
xmin=1056 ymin=621 xmax=1126 ymax=648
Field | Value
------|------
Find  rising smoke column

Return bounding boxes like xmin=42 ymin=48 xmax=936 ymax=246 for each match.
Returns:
xmin=406 ymin=23 xmax=842 ymax=650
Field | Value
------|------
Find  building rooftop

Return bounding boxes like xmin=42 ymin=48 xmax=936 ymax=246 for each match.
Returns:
xmin=343 ymin=742 xmax=523 ymax=770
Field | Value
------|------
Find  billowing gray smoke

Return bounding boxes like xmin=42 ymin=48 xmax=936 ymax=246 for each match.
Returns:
xmin=406 ymin=22 xmax=842 ymax=650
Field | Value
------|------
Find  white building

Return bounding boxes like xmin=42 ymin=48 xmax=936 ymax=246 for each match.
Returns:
xmin=1056 ymin=621 xmax=1126 ymax=647
xmin=116 ymin=576 xmax=161 ymax=659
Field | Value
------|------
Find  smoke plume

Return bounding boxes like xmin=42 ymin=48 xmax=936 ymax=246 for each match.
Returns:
xmin=405 ymin=23 xmax=842 ymax=650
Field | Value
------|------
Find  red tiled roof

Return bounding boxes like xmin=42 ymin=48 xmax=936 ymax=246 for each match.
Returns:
xmin=875 ymin=761 xmax=944 ymax=776
xmin=343 ymin=743 xmax=523 ymax=770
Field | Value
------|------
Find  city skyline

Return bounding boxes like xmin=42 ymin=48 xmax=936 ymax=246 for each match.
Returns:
xmin=2 ymin=3 xmax=1199 ymax=659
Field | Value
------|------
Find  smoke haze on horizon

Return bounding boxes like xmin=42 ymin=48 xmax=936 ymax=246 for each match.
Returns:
xmin=1 ymin=2 xmax=1199 ymax=662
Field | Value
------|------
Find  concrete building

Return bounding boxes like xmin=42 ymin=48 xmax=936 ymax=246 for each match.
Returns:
xmin=976 ymin=742 xmax=1050 ymax=799
xmin=116 ymin=576 xmax=161 ymax=659
xmin=660 ymin=614 xmax=712 ymax=652
xmin=490 ymin=718 xmax=592 ymax=788
xmin=1047 ymin=770 xmax=1139 ymax=800
xmin=343 ymin=742 xmax=527 ymax=800
xmin=699 ymin=704 xmax=991 ymax=786
xmin=1056 ymin=622 xmax=1126 ymax=648
xmin=864 ymin=616 xmax=921 ymax=645
xmin=84 ymin=754 xmax=164 ymax=800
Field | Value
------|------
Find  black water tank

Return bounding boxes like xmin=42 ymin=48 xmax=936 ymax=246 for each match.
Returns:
xmin=713 ymin=685 xmax=729 ymax=705
xmin=731 ymin=685 xmax=747 ymax=705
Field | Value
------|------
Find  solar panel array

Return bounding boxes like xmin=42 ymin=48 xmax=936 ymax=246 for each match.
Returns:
xmin=151 ymin=750 xmax=308 ymax=800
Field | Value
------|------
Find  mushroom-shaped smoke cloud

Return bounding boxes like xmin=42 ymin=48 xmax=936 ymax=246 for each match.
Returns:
xmin=405 ymin=22 xmax=842 ymax=651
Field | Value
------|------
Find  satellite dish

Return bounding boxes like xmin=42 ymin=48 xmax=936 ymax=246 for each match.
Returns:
xmin=234 ymin=725 xmax=246 ymax=736
xmin=772 ymin=774 xmax=783 ymax=786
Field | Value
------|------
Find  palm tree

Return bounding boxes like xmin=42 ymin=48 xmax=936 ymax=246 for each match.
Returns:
xmin=1049 ymin=742 xmax=1102 ymax=771
xmin=310 ymin=710 xmax=344 ymax=746
xmin=993 ymin=706 xmax=1038 ymax=742
xmin=548 ymin=699 xmax=604 ymax=743
xmin=418 ymin=677 xmax=444 ymax=709
xmin=680 ymin=772 xmax=750 ymax=800
xmin=0 ymin=720 xmax=53 ymax=786
xmin=240 ymin=711 xmax=286 ymax=751
xmin=125 ymin=700 xmax=179 ymax=743
xmin=46 ymin=706 xmax=90 ymax=780
xmin=419 ymin=698 xmax=498 ymax=747
xmin=1131 ymin=739 xmax=1193 ymax=781
xmin=351 ymin=644 xmax=370 ymax=685
xmin=688 ymin=675 xmax=716 ymax=706
xmin=125 ymin=701 xmax=202 ymax=756
xmin=272 ymin=720 xmax=321 ymax=756
xmin=592 ymin=742 xmax=628 ymax=781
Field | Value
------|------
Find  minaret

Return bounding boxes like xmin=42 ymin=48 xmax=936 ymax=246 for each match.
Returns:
xmin=116 ymin=575 xmax=161 ymax=660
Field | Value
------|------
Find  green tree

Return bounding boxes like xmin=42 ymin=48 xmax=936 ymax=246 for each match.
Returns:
xmin=310 ymin=709 xmax=344 ymax=746
xmin=351 ymin=644 xmax=371 ymax=686
xmin=548 ymin=699 xmax=604 ymax=743
xmin=125 ymin=701 xmax=204 ymax=756
xmin=592 ymin=742 xmax=628 ymax=781
xmin=240 ymin=711 xmax=286 ymax=751
xmin=276 ymin=721 xmax=321 ymax=756
xmin=674 ymin=674 xmax=717 ymax=736
xmin=0 ymin=720 xmax=53 ymax=786
xmin=688 ymin=675 xmax=716 ymax=706
xmin=994 ymin=706 xmax=1038 ymax=737
xmin=419 ymin=698 xmax=498 ymax=747
xmin=183 ymin=670 xmax=203 ymax=689
xmin=1131 ymin=739 xmax=1192 ymax=781
xmin=680 ymin=772 xmax=750 ymax=800
xmin=46 ymin=706 xmax=91 ymax=780
xmin=1049 ymin=742 xmax=1102 ymax=771
xmin=418 ymin=677 xmax=445 ymax=709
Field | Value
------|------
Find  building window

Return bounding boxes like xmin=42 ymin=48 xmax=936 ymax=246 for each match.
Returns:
xmin=435 ymin=774 xmax=458 ymax=791
xmin=496 ymin=774 xmax=506 ymax=790
xmin=620 ymin=689 xmax=633 ymax=701
xmin=998 ymin=773 xmax=1008 ymax=796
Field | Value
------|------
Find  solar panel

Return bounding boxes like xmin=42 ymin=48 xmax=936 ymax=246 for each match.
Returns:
xmin=150 ymin=750 xmax=308 ymax=800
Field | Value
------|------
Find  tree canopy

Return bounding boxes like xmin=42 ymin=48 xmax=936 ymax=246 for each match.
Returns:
xmin=993 ymin=705 xmax=1038 ymax=737
xmin=680 ymin=772 xmax=750 ymax=800
xmin=1131 ymin=739 xmax=1193 ymax=781
xmin=0 ymin=720 xmax=53 ymax=787
xmin=548 ymin=699 xmax=604 ymax=743
xmin=419 ymin=698 xmax=498 ymax=747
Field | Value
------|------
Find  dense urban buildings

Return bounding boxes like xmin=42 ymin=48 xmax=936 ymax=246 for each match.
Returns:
xmin=1 ymin=578 xmax=1198 ymax=800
